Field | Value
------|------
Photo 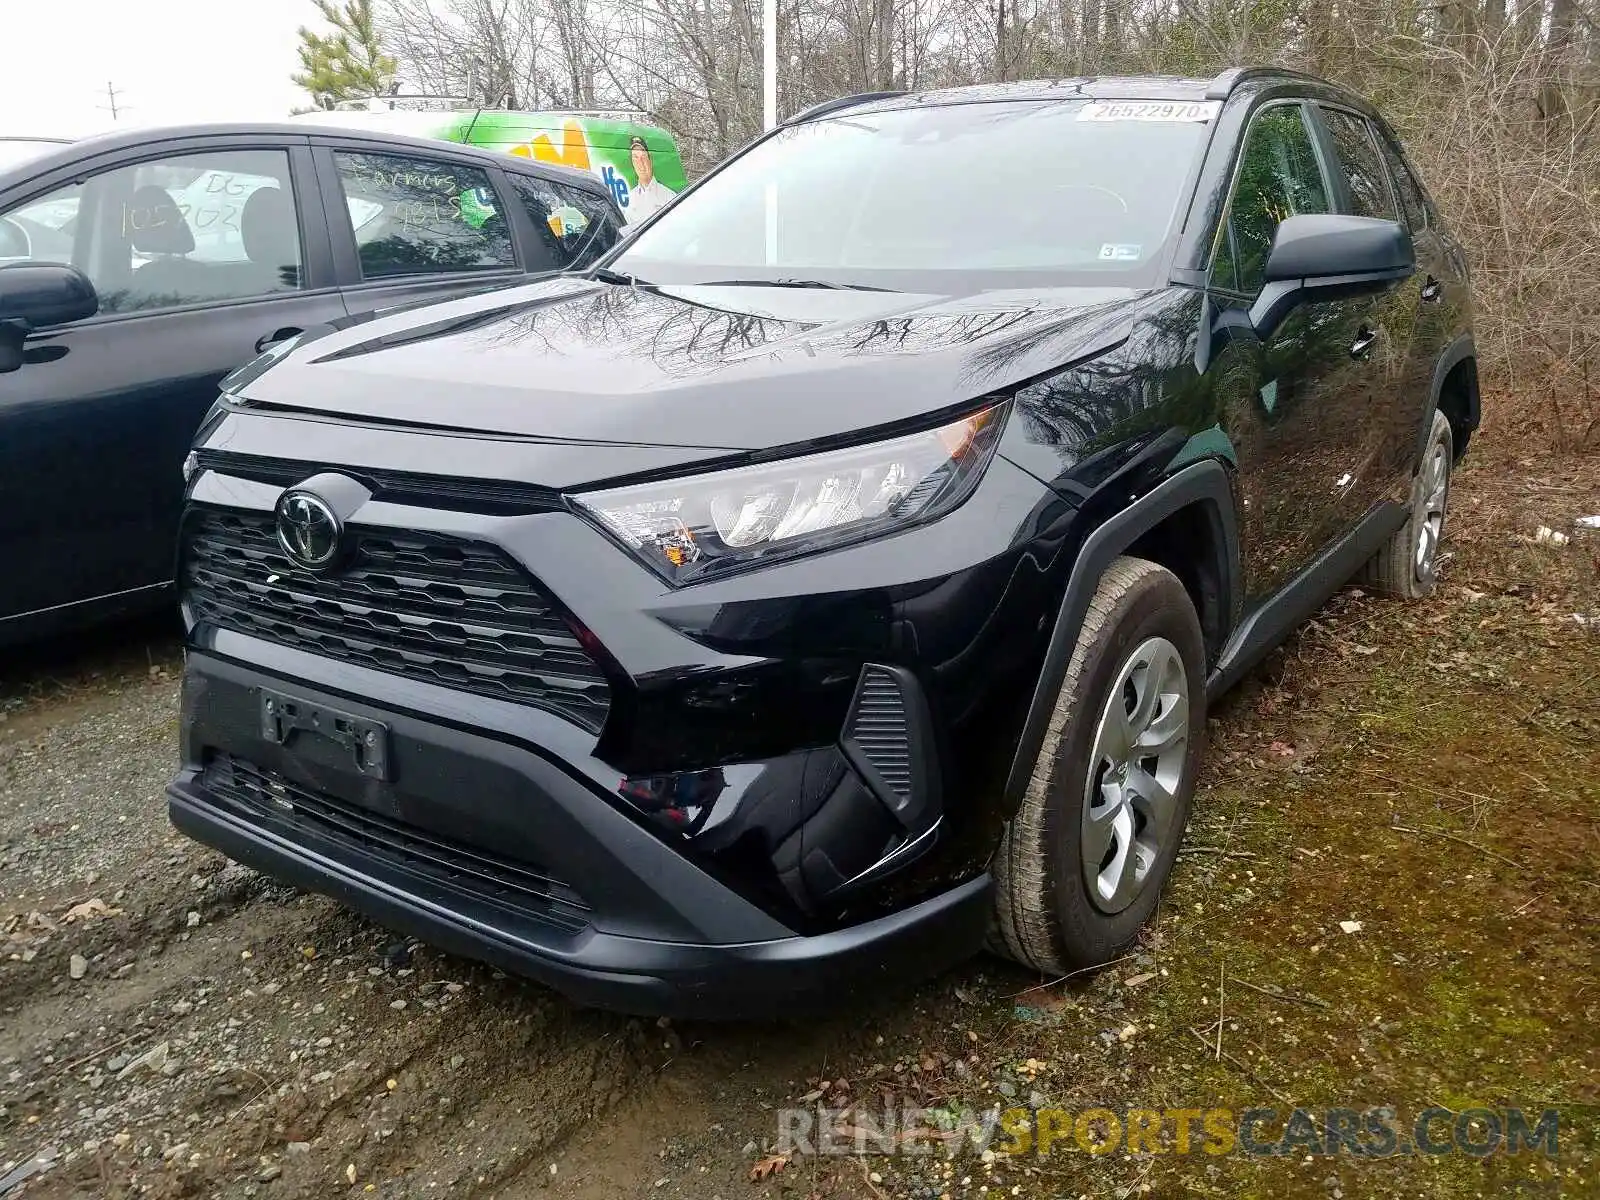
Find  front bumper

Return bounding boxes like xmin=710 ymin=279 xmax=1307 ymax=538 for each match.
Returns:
xmin=170 ymin=411 xmax=1076 ymax=1014
xmin=169 ymin=652 xmax=993 ymax=1018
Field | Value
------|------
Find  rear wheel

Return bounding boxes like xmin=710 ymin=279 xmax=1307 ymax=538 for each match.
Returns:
xmin=991 ymin=557 xmax=1206 ymax=974
xmin=1362 ymin=409 xmax=1453 ymax=599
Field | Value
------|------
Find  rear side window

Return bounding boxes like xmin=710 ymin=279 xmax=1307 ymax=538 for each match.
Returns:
xmin=508 ymin=174 xmax=620 ymax=270
xmin=1376 ymin=133 xmax=1428 ymax=232
xmin=333 ymin=151 xmax=516 ymax=280
xmin=1212 ymin=104 xmax=1331 ymax=295
xmin=1318 ymin=109 xmax=1398 ymax=221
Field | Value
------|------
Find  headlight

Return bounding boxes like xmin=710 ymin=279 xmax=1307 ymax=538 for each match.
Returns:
xmin=573 ymin=401 xmax=1009 ymax=584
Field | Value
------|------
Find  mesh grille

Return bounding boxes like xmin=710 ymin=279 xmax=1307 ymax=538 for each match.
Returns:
xmin=848 ymin=667 xmax=913 ymax=799
xmin=181 ymin=506 xmax=610 ymax=732
xmin=201 ymin=753 xmax=591 ymax=934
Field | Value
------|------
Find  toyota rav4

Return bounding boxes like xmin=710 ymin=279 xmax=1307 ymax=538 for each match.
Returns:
xmin=168 ymin=68 xmax=1479 ymax=1017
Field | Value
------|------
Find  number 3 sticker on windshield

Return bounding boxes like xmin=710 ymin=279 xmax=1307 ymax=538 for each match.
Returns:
xmin=1078 ymin=101 xmax=1221 ymax=122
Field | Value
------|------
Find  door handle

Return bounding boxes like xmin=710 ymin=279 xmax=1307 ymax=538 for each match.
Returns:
xmin=1350 ymin=326 xmax=1378 ymax=359
xmin=255 ymin=327 xmax=303 ymax=354
xmin=1420 ymin=276 xmax=1444 ymax=303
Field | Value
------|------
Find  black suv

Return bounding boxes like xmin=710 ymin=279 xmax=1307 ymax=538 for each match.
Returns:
xmin=168 ymin=69 xmax=1478 ymax=1018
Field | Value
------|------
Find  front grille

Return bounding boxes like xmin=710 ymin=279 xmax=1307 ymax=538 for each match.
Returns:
xmin=202 ymin=753 xmax=591 ymax=934
xmin=181 ymin=506 xmax=610 ymax=731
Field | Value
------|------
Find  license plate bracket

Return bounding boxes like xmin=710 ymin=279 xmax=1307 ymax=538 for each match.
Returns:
xmin=259 ymin=689 xmax=391 ymax=781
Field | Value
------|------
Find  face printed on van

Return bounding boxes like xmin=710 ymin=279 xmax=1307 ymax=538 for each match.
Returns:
xmin=630 ymin=137 xmax=655 ymax=186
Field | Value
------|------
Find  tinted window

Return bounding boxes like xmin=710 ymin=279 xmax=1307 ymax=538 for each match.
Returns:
xmin=1376 ymin=133 xmax=1427 ymax=232
xmin=1319 ymin=109 xmax=1397 ymax=221
xmin=334 ymin=151 xmax=515 ymax=280
xmin=615 ymin=99 xmax=1217 ymax=289
xmin=1213 ymin=105 xmax=1331 ymax=295
xmin=0 ymin=148 xmax=303 ymax=317
xmin=509 ymin=174 xmax=620 ymax=270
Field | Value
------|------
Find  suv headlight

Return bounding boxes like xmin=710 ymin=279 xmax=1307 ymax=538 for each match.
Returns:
xmin=573 ymin=401 xmax=1008 ymax=584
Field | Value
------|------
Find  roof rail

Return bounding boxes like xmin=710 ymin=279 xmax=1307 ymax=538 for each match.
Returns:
xmin=784 ymin=91 xmax=908 ymax=125
xmin=1206 ymin=65 xmax=1331 ymax=100
xmin=1205 ymin=67 xmax=1257 ymax=99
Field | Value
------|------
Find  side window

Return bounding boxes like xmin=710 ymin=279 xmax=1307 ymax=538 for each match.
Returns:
xmin=333 ymin=151 xmax=516 ymax=280
xmin=508 ymin=174 xmax=621 ymax=270
xmin=1318 ymin=109 xmax=1398 ymax=221
xmin=1212 ymin=105 xmax=1331 ymax=295
xmin=1376 ymin=133 xmax=1427 ymax=232
xmin=0 ymin=149 xmax=303 ymax=317
xmin=0 ymin=183 xmax=81 ymax=267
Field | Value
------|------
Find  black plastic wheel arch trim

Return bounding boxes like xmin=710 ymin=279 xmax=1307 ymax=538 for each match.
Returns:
xmin=1423 ymin=333 xmax=1478 ymax=464
xmin=1001 ymin=458 xmax=1242 ymax=813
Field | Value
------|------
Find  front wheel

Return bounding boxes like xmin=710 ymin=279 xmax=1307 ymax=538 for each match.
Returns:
xmin=990 ymin=556 xmax=1206 ymax=975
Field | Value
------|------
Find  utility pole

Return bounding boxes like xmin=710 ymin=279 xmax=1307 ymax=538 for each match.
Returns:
xmin=98 ymin=81 xmax=126 ymax=121
xmin=762 ymin=0 xmax=776 ymax=130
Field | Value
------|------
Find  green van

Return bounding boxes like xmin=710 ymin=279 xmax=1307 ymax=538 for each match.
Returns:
xmin=297 ymin=103 xmax=687 ymax=226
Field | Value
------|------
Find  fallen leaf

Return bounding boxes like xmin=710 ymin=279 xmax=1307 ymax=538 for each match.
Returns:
xmin=749 ymin=1152 xmax=791 ymax=1181
xmin=1269 ymin=741 xmax=1296 ymax=758
xmin=1339 ymin=920 xmax=1363 ymax=935
xmin=1123 ymin=972 xmax=1156 ymax=988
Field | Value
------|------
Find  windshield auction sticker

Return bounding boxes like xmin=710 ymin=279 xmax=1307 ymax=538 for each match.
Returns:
xmin=1078 ymin=100 xmax=1222 ymax=122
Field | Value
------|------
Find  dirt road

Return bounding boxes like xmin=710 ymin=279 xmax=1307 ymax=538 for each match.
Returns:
xmin=2 ymin=447 xmax=1595 ymax=1200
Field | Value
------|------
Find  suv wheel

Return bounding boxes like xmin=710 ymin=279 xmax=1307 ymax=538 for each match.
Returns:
xmin=991 ymin=556 xmax=1206 ymax=975
xmin=1362 ymin=409 xmax=1454 ymax=598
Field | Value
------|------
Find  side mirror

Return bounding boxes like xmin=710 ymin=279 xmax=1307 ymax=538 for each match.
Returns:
xmin=0 ymin=262 xmax=98 ymax=373
xmin=1250 ymin=214 xmax=1414 ymax=338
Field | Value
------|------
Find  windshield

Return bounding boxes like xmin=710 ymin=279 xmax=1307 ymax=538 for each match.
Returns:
xmin=0 ymin=138 xmax=67 ymax=171
xmin=613 ymin=99 xmax=1214 ymax=292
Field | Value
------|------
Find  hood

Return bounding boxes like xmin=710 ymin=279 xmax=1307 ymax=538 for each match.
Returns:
xmin=233 ymin=274 xmax=1163 ymax=452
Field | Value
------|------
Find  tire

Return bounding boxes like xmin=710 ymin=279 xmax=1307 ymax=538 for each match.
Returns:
xmin=1361 ymin=409 xmax=1453 ymax=599
xmin=991 ymin=556 xmax=1206 ymax=975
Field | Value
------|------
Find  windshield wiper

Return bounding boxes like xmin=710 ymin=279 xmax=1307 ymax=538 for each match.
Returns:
xmin=697 ymin=277 xmax=895 ymax=292
xmin=589 ymin=266 xmax=651 ymax=286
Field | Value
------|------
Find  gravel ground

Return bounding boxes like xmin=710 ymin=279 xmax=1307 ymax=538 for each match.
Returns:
xmin=0 ymin=620 xmax=895 ymax=1200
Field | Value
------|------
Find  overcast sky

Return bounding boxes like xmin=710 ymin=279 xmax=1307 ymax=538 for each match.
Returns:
xmin=1 ymin=0 xmax=319 ymax=137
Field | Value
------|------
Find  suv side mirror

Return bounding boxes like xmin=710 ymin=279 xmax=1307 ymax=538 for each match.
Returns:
xmin=0 ymin=262 xmax=99 ymax=373
xmin=1250 ymin=214 xmax=1414 ymax=338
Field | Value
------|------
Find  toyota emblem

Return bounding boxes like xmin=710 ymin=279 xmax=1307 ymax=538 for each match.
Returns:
xmin=275 ymin=489 xmax=343 ymax=570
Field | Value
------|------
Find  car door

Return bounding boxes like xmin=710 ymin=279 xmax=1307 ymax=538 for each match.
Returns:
xmin=0 ymin=136 xmax=347 ymax=625
xmin=1208 ymin=101 xmax=1381 ymax=604
xmin=311 ymin=139 xmax=547 ymax=318
xmin=1309 ymin=104 xmax=1428 ymax=518
xmin=1373 ymin=121 xmax=1468 ymax=472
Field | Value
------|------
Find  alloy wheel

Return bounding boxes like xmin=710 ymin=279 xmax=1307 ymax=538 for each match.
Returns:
xmin=1081 ymin=636 xmax=1190 ymax=914
xmin=1414 ymin=440 xmax=1450 ymax=585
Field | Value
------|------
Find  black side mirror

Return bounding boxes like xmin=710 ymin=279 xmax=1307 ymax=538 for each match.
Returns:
xmin=1250 ymin=214 xmax=1414 ymax=338
xmin=0 ymin=262 xmax=98 ymax=373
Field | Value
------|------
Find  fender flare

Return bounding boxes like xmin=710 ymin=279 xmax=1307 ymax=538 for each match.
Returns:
xmin=1001 ymin=458 xmax=1241 ymax=811
xmin=1420 ymin=333 xmax=1478 ymax=464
